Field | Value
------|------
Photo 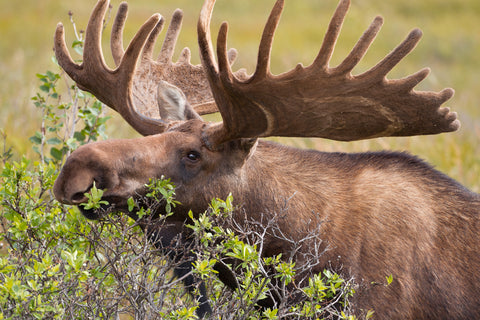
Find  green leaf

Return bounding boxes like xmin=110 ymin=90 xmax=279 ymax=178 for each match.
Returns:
xmin=72 ymin=40 xmax=84 ymax=55
xmin=127 ymin=197 xmax=135 ymax=212
xmin=29 ymin=133 xmax=42 ymax=145
xmin=35 ymin=73 xmax=47 ymax=81
xmin=39 ymin=84 xmax=50 ymax=93
xmin=81 ymin=182 xmax=109 ymax=210
xmin=46 ymin=137 xmax=62 ymax=145
xmin=50 ymin=147 xmax=63 ymax=161
xmin=46 ymin=70 xmax=59 ymax=81
xmin=66 ymin=138 xmax=78 ymax=150
xmin=262 ymin=308 xmax=278 ymax=320
xmin=73 ymin=131 xmax=86 ymax=142
xmin=366 ymin=309 xmax=375 ymax=319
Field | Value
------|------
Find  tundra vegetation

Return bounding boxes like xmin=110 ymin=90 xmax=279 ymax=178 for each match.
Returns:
xmin=0 ymin=0 xmax=479 ymax=319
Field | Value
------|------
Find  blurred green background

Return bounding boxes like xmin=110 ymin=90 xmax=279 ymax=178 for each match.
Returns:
xmin=1 ymin=0 xmax=479 ymax=191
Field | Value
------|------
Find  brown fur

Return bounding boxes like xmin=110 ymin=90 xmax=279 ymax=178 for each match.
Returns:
xmin=54 ymin=120 xmax=480 ymax=319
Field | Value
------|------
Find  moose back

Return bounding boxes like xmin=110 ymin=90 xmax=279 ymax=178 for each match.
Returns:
xmin=52 ymin=0 xmax=480 ymax=318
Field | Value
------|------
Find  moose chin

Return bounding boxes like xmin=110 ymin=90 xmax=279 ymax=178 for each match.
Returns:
xmin=52 ymin=0 xmax=479 ymax=318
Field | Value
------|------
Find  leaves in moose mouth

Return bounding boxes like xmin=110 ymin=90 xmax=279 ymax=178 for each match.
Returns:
xmin=78 ymin=182 xmax=110 ymax=219
xmin=81 ymin=182 xmax=108 ymax=209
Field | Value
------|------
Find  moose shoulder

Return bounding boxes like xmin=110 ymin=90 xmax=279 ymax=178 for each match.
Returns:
xmin=52 ymin=0 xmax=480 ymax=318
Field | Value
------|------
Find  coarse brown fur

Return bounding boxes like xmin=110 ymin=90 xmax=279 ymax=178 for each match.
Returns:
xmin=54 ymin=120 xmax=480 ymax=319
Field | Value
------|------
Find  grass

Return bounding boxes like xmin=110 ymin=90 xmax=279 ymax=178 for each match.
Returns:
xmin=0 ymin=0 xmax=479 ymax=191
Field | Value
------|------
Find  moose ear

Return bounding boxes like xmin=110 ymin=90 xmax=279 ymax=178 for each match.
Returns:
xmin=157 ymin=81 xmax=201 ymax=121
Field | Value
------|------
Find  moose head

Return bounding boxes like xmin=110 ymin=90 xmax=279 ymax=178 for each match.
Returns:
xmin=53 ymin=0 xmax=480 ymax=319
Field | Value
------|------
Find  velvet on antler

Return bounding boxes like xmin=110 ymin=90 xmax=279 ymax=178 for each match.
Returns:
xmin=198 ymin=0 xmax=460 ymax=147
xmin=54 ymin=0 xmax=237 ymax=136
xmin=55 ymin=0 xmax=460 ymax=146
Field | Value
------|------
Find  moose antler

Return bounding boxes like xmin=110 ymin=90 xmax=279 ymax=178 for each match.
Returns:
xmin=110 ymin=1 xmax=235 ymax=117
xmin=198 ymin=0 xmax=460 ymax=147
xmin=55 ymin=0 xmax=165 ymax=135
xmin=54 ymin=0 xmax=235 ymax=135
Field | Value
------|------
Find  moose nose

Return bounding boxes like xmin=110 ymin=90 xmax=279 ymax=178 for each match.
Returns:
xmin=53 ymin=159 xmax=98 ymax=205
xmin=53 ymin=174 xmax=93 ymax=205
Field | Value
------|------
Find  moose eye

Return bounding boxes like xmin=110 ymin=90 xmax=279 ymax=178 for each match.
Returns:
xmin=186 ymin=151 xmax=201 ymax=162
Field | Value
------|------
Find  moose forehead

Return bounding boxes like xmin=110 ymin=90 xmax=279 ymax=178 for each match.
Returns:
xmin=65 ymin=120 xmax=229 ymax=173
xmin=77 ymin=120 xmax=208 ymax=157
xmin=165 ymin=119 xmax=207 ymax=135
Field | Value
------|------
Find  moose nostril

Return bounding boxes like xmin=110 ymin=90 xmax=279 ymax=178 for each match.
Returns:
xmin=70 ymin=183 xmax=94 ymax=204
xmin=71 ymin=192 xmax=88 ymax=204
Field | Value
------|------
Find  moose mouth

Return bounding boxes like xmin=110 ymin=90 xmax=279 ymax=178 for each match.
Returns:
xmin=77 ymin=195 xmax=128 ymax=220
xmin=78 ymin=204 xmax=108 ymax=220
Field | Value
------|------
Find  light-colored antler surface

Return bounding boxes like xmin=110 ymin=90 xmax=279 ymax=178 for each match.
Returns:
xmin=110 ymin=2 xmax=235 ymax=118
xmin=54 ymin=0 xmax=233 ymax=136
xmin=55 ymin=0 xmax=167 ymax=135
xmin=198 ymin=0 xmax=460 ymax=147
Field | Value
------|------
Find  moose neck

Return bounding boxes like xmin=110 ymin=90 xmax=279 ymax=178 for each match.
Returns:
xmin=196 ymin=139 xmax=348 ymax=267
xmin=238 ymin=140 xmax=333 ymax=222
xmin=189 ymin=139 xmax=479 ymax=272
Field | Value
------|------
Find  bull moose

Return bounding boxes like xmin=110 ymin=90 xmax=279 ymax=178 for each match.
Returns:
xmin=52 ymin=0 xmax=480 ymax=318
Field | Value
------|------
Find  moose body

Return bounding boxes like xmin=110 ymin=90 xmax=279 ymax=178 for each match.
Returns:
xmin=55 ymin=120 xmax=480 ymax=318
xmin=52 ymin=0 xmax=479 ymax=318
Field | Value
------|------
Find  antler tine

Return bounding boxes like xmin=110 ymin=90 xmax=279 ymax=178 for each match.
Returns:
xmin=54 ymin=24 xmax=84 ymax=89
xmin=333 ymin=15 xmax=383 ymax=75
xmin=198 ymin=0 xmax=219 ymax=84
xmin=392 ymin=68 xmax=430 ymax=93
xmin=217 ymin=23 xmax=233 ymax=82
xmin=120 ymin=15 xmax=162 ymax=83
xmin=55 ymin=0 xmax=168 ymax=136
xmin=253 ymin=0 xmax=284 ymax=80
xmin=82 ymin=0 xmax=110 ymax=73
xmin=111 ymin=2 xmax=128 ymax=65
xmin=312 ymin=0 xmax=350 ymax=70
xmin=111 ymin=2 xmax=167 ymax=65
xmin=143 ymin=18 xmax=166 ymax=62
xmin=158 ymin=9 xmax=183 ymax=64
xmin=357 ymin=28 xmax=423 ymax=81
xmin=199 ymin=0 xmax=460 ymax=148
